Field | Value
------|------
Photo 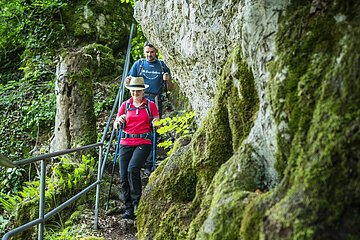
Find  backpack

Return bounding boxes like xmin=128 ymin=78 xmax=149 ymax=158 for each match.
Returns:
xmin=124 ymin=99 xmax=153 ymax=122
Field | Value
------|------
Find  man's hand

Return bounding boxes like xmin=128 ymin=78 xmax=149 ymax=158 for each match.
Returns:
xmin=125 ymin=76 xmax=132 ymax=85
xmin=163 ymin=73 xmax=174 ymax=91
xmin=163 ymin=72 xmax=170 ymax=81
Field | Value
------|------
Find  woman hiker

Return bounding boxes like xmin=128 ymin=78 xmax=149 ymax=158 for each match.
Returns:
xmin=113 ymin=76 xmax=159 ymax=219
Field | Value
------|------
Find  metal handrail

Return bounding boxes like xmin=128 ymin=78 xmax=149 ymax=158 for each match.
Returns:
xmin=1 ymin=22 xmax=135 ymax=240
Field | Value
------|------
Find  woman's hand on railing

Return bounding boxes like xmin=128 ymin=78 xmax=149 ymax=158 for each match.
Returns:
xmin=114 ymin=115 xmax=126 ymax=129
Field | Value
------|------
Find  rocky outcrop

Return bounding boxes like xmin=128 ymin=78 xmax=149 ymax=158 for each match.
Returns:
xmin=134 ymin=0 xmax=360 ymax=239
xmin=51 ymin=0 xmax=133 ymax=153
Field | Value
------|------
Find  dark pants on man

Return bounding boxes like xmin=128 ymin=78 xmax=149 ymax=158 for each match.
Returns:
xmin=119 ymin=144 xmax=151 ymax=211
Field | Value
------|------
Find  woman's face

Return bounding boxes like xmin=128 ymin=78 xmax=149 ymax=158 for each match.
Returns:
xmin=130 ymin=89 xmax=144 ymax=101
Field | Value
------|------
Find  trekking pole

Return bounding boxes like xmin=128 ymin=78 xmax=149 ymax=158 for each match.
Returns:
xmin=105 ymin=124 xmax=123 ymax=210
xmin=163 ymin=72 xmax=169 ymax=99
xmin=151 ymin=125 xmax=157 ymax=171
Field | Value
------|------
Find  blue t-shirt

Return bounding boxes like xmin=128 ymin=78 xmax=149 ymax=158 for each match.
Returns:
xmin=128 ymin=59 xmax=171 ymax=99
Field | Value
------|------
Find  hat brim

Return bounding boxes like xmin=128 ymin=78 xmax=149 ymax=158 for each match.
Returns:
xmin=125 ymin=84 xmax=149 ymax=90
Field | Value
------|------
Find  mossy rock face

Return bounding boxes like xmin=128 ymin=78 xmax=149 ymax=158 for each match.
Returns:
xmin=191 ymin=144 xmax=264 ymax=240
xmin=241 ymin=1 xmax=360 ymax=239
xmin=196 ymin=191 xmax=256 ymax=240
xmin=191 ymin=45 xmax=258 ymax=187
xmin=137 ymin=1 xmax=360 ymax=239
xmin=137 ymin=46 xmax=260 ymax=239
xmin=83 ymin=43 xmax=117 ymax=82
xmin=61 ymin=0 xmax=133 ymax=50
xmin=136 ymin=144 xmax=197 ymax=239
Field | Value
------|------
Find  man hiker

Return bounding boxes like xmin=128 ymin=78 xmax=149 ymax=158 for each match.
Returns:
xmin=127 ymin=41 xmax=173 ymax=117
xmin=127 ymin=41 xmax=173 ymax=175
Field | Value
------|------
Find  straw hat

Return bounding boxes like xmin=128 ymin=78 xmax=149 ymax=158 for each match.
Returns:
xmin=125 ymin=77 xmax=149 ymax=90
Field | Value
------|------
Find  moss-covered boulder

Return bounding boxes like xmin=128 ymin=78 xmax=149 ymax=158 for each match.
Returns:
xmin=61 ymin=0 xmax=133 ymax=50
xmin=240 ymin=2 xmax=360 ymax=239
xmin=136 ymin=1 xmax=360 ymax=239
xmin=137 ymin=45 xmax=260 ymax=239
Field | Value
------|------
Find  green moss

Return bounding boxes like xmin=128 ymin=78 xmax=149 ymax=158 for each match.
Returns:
xmin=193 ymin=148 xmax=262 ymax=240
xmin=188 ymin=144 xmax=266 ymax=240
xmin=61 ymin=0 xmax=133 ymax=49
xmin=248 ymin=1 xmax=360 ymax=239
xmin=83 ymin=43 xmax=117 ymax=83
xmin=191 ymin=45 xmax=258 ymax=186
xmin=227 ymin=48 xmax=259 ymax=150
xmin=195 ymin=191 xmax=255 ymax=240
xmin=239 ymin=191 xmax=274 ymax=240
xmin=136 ymin=145 xmax=197 ymax=239
xmin=171 ymin=134 xmax=192 ymax=154
xmin=185 ymin=46 xmax=260 ymax=239
xmin=137 ymin=45 xmax=260 ymax=239
xmin=154 ymin=203 xmax=194 ymax=240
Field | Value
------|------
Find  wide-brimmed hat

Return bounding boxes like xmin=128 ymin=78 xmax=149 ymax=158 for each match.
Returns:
xmin=125 ymin=77 xmax=149 ymax=90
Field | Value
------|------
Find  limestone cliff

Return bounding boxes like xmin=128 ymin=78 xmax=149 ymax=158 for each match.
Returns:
xmin=134 ymin=0 xmax=360 ymax=239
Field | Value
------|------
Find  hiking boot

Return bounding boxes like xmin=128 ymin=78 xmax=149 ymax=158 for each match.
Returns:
xmin=105 ymin=206 xmax=126 ymax=216
xmin=121 ymin=210 xmax=134 ymax=220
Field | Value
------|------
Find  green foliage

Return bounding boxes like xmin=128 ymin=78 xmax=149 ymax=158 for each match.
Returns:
xmin=120 ymin=0 xmax=134 ymax=7
xmin=50 ymin=155 xmax=97 ymax=198
xmin=0 ymin=0 xmax=62 ymax=161
xmin=0 ymin=167 xmax=25 ymax=195
xmin=44 ymin=224 xmax=90 ymax=240
xmin=131 ymin=24 xmax=146 ymax=60
xmin=0 ymin=155 xmax=97 ymax=237
xmin=0 ymin=215 xmax=9 ymax=236
xmin=155 ymin=111 xmax=196 ymax=155
xmin=0 ymin=77 xmax=55 ymax=200
xmin=0 ymin=181 xmax=40 ymax=235
xmin=93 ymin=82 xmax=119 ymax=118
xmin=0 ymin=78 xmax=55 ymax=160
xmin=0 ymin=0 xmax=68 ymax=84
xmin=0 ymin=193 xmax=21 ymax=218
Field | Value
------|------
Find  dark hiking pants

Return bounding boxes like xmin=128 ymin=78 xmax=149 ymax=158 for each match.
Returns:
xmin=119 ymin=144 xmax=151 ymax=210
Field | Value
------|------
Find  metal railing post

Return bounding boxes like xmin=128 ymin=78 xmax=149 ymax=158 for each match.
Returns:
xmin=93 ymin=144 xmax=103 ymax=229
xmin=38 ymin=159 xmax=46 ymax=240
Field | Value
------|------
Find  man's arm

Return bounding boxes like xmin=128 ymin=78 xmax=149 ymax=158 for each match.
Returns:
xmin=162 ymin=63 xmax=174 ymax=91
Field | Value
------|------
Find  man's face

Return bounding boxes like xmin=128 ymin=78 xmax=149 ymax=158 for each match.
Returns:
xmin=144 ymin=46 xmax=157 ymax=62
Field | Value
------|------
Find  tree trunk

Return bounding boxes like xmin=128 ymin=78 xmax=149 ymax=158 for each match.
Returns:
xmin=51 ymin=49 xmax=96 ymax=154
